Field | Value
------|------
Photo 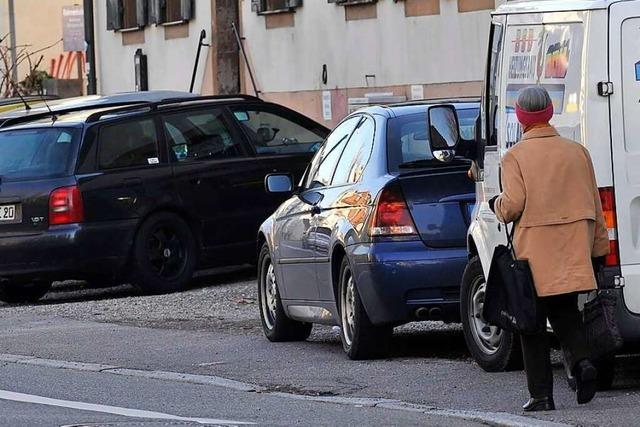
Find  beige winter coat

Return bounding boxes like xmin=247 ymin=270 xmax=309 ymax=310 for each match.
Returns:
xmin=494 ymin=125 xmax=610 ymax=297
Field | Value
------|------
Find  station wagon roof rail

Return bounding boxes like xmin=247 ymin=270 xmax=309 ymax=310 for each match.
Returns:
xmin=496 ymin=0 xmax=621 ymax=15
xmin=85 ymin=94 xmax=264 ymax=123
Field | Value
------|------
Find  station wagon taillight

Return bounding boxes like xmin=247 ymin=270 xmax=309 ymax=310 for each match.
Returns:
xmin=370 ymin=185 xmax=417 ymax=237
xmin=49 ymin=185 xmax=84 ymax=225
xmin=599 ymin=187 xmax=619 ymax=267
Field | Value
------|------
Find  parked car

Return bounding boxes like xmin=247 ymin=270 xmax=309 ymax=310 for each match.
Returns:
xmin=432 ymin=0 xmax=640 ymax=390
xmin=257 ymin=101 xmax=479 ymax=359
xmin=0 ymin=94 xmax=329 ymax=303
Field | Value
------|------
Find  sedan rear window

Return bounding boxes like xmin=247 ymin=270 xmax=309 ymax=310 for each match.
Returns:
xmin=387 ymin=108 xmax=478 ymax=171
xmin=0 ymin=127 xmax=79 ymax=181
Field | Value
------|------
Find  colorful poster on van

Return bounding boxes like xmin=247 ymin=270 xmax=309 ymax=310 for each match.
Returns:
xmin=502 ymin=23 xmax=585 ymax=148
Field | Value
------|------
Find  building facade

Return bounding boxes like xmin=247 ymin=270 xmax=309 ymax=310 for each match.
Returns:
xmin=0 ymin=0 xmax=83 ymax=94
xmin=93 ymin=0 xmax=502 ymax=125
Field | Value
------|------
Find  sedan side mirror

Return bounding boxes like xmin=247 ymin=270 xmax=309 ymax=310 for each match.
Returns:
xmin=265 ymin=173 xmax=294 ymax=194
xmin=427 ymin=105 xmax=460 ymax=163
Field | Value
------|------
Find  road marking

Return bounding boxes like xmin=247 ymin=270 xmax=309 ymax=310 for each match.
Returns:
xmin=0 ymin=390 xmax=253 ymax=425
xmin=0 ymin=353 xmax=568 ymax=427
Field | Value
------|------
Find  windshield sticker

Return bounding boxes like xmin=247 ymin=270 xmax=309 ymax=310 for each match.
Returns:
xmin=147 ymin=157 xmax=159 ymax=165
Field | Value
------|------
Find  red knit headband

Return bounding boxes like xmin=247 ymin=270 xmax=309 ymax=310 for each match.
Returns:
xmin=515 ymin=102 xmax=554 ymax=127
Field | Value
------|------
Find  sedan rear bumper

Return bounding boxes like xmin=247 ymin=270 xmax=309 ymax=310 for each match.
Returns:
xmin=347 ymin=240 xmax=468 ymax=326
xmin=0 ymin=220 xmax=137 ymax=282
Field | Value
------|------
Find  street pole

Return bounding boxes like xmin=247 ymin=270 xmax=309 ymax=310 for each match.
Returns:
xmin=8 ymin=0 xmax=18 ymax=87
xmin=83 ymin=0 xmax=97 ymax=95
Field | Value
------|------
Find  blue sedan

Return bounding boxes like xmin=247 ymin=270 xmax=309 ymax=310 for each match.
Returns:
xmin=257 ymin=101 xmax=479 ymax=359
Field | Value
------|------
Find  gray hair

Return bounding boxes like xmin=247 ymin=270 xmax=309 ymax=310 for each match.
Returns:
xmin=517 ymin=86 xmax=552 ymax=112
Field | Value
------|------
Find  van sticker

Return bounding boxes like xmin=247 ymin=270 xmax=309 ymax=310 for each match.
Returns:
xmin=545 ymin=39 xmax=571 ymax=79
xmin=147 ymin=157 xmax=159 ymax=165
xmin=636 ymin=61 xmax=640 ymax=81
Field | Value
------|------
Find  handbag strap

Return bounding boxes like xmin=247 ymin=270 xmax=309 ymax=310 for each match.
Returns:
xmin=498 ymin=164 xmax=517 ymax=257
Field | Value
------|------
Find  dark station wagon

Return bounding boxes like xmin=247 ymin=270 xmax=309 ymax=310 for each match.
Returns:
xmin=0 ymin=95 xmax=329 ymax=303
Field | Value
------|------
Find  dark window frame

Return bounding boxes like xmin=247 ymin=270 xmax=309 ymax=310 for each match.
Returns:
xmin=159 ymin=105 xmax=251 ymax=164
xmin=227 ymin=103 xmax=328 ymax=158
xmin=96 ymin=115 xmax=164 ymax=171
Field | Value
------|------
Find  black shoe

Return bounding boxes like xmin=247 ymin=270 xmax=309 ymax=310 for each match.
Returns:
xmin=574 ymin=359 xmax=598 ymax=404
xmin=522 ymin=396 xmax=556 ymax=412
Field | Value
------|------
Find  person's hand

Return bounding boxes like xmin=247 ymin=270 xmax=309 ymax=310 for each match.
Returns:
xmin=488 ymin=196 xmax=498 ymax=213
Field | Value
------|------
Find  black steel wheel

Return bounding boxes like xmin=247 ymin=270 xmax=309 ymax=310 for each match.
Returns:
xmin=132 ymin=212 xmax=196 ymax=294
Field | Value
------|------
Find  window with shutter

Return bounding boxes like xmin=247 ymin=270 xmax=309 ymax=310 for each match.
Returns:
xmin=255 ymin=0 xmax=302 ymax=14
xmin=165 ymin=0 xmax=193 ymax=22
xmin=122 ymin=0 xmax=139 ymax=29
xmin=329 ymin=0 xmax=377 ymax=5
xmin=106 ymin=0 xmax=123 ymax=31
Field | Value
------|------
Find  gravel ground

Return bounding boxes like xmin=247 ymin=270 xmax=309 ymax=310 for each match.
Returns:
xmin=0 ymin=266 xmax=462 ymax=343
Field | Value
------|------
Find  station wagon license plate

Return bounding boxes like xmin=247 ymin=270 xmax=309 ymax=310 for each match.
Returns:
xmin=0 ymin=205 xmax=16 ymax=222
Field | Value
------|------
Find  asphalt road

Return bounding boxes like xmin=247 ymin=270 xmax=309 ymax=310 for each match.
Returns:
xmin=0 ymin=269 xmax=639 ymax=426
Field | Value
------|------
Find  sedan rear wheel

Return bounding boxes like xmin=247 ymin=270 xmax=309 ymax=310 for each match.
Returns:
xmin=258 ymin=243 xmax=312 ymax=342
xmin=338 ymin=257 xmax=392 ymax=360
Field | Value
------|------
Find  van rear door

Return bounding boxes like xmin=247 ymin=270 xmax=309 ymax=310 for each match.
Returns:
xmin=609 ymin=1 xmax=640 ymax=314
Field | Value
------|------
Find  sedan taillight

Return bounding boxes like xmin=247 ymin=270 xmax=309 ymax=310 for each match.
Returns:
xmin=370 ymin=185 xmax=417 ymax=237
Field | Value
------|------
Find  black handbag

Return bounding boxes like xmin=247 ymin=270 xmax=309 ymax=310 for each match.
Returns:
xmin=583 ymin=289 xmax=624 ymax=361
xmin=482 ymin=224 xmax=546 ymax=335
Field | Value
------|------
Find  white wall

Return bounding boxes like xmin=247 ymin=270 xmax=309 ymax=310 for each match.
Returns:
xmin=94 ymin=1 xmax=213 ymax=94
xmin=241 ymin=0 xmax=495 ymax=93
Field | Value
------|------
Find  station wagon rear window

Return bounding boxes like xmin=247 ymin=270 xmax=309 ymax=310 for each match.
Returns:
xmin=0 ymin=127 xmax=79 ymax=181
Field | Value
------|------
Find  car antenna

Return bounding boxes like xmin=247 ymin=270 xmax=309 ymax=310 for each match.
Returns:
xmin=13 ymin=86 xmax=31 ymax=111
xmin=38 ymin=92 xmax=58 ymax=123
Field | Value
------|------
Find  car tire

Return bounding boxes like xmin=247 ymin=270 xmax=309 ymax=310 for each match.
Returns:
xmin=461 ymin=256 xmax=523 ymax=372
xmin=257 ymin=243 xmax=312 ymax=342
xmin=132 ymin=212 xmax=196 ymax=294
xmin=338 ymin=257 xmax=392 ymax=360
xmin=0 ymin=280 xmax=52 ymax=304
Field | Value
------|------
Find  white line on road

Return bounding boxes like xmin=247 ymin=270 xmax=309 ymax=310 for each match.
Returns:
xmin=0 ymin=353 xmax=567 ymax=427
xmin=0 ymin=390 xmax=254 ymax=425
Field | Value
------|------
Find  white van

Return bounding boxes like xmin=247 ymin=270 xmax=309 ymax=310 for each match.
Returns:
xmin=426 ymin=0 xmax=640 ymax=386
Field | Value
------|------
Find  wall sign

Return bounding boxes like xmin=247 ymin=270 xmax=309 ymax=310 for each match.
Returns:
xmin=62 ymin=5 xmax=85 ymax=52
xmin=322 ymin=91 xmax=332 ymax=121
xmin=636 ymin=61 xmax=640 ymax=81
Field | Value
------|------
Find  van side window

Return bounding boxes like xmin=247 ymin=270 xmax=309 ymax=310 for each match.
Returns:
xmin=487 ymin=23 xmax=504 ymax=147
xmin=98 ymin=118 xmax=159 ymax=170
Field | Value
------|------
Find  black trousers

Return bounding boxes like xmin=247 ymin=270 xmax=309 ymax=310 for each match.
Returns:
xmin=520 ymin=293 xmax=590 ymax=398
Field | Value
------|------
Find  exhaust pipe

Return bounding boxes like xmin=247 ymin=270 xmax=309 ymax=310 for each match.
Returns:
xmin=415 ymin=307 xmax=429 ymax=319
xmin=414 ymin=307 xmax=443 ymax=321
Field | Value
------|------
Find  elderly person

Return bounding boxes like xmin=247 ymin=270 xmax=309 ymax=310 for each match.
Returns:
xmin=488 ymin=86 xmax=610 ymax=411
